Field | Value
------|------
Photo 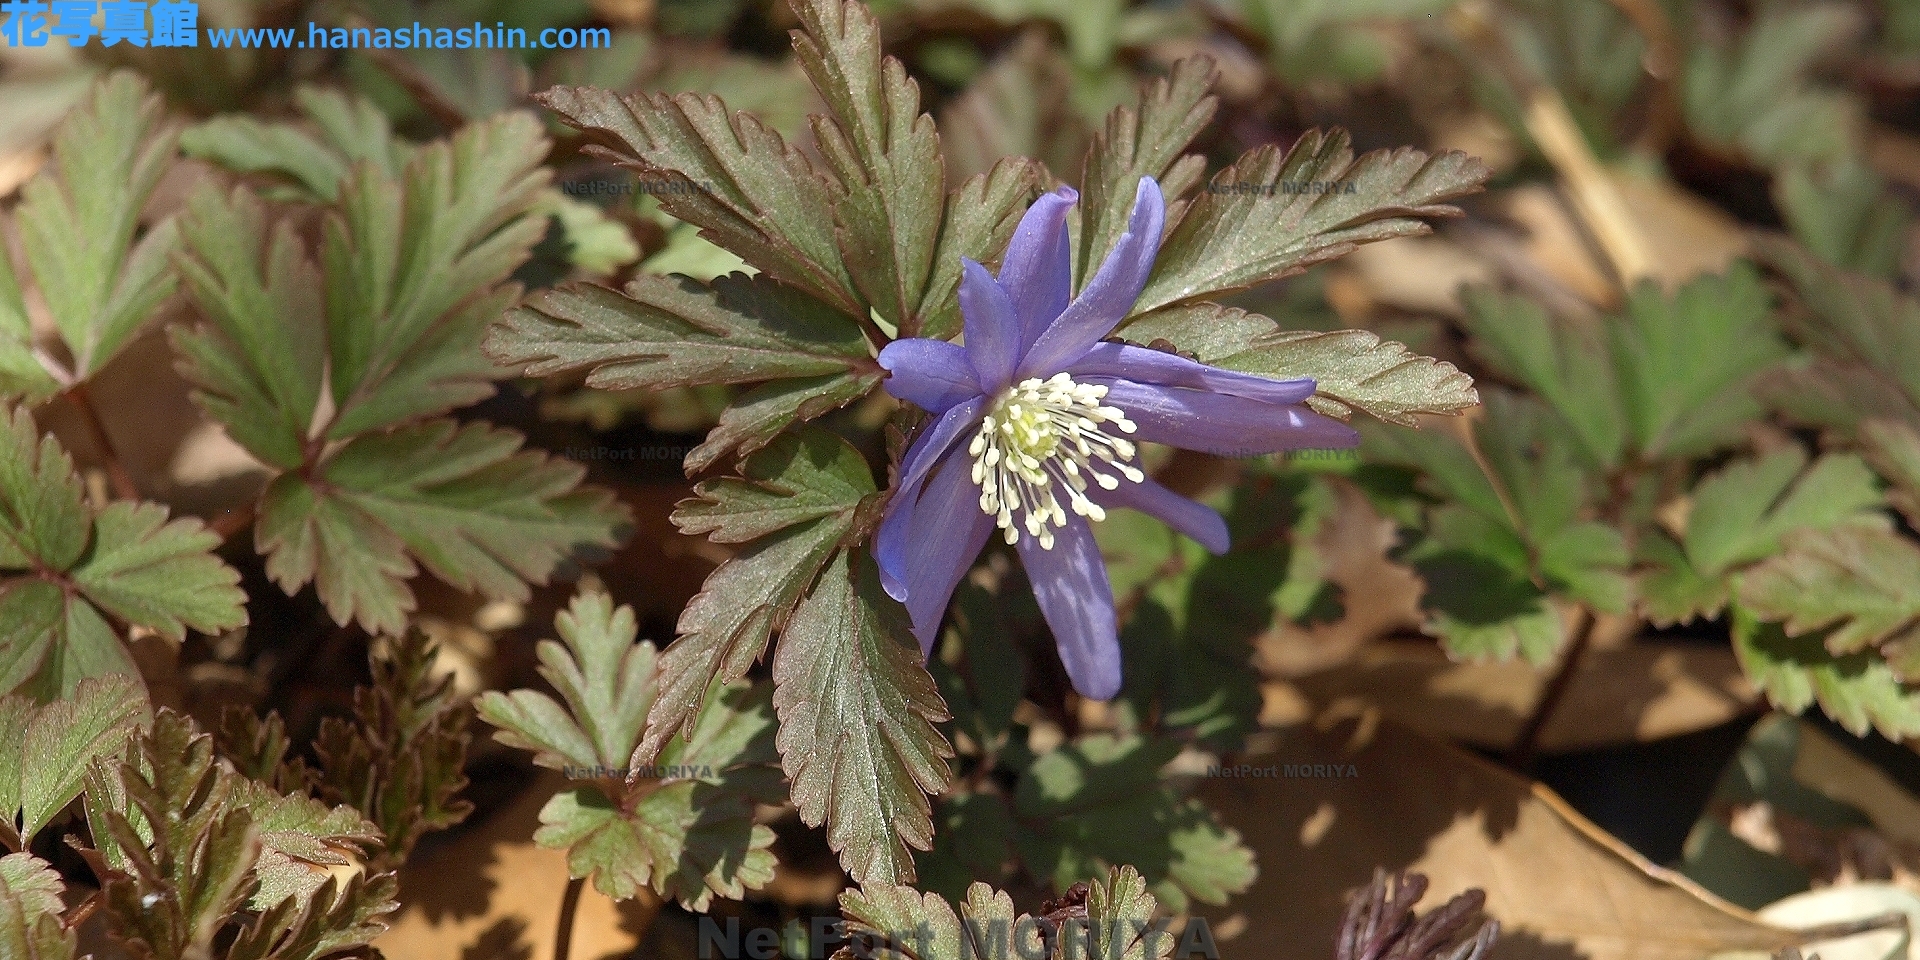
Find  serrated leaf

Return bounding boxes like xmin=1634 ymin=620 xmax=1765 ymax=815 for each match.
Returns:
xmin=0 ymin=675 xmax=147 ymax=842
xmin=179 ymin=86 xmax=407 ymax=203
xmin=323 ymin=111 xmax=550 ymax=440
xmin=257 ymin=419 xmax=629 ymax=636
xmin=535 ymin=85 xmax=862 ymax=316
xmin=918 ymin=158 xmax=1043 ymax=341
xmin=1609 ymin=265 xmax=1785 ymax=460
xmin=1076 ymin=58 xmax=1218 ymax=292
xmin=1086 ymin=866 xmax=1177 ymax=960
xmin=0 ymin=853 xmax=73 ymax=960
xmin=1457 ymin=287 xmax=1624 ymax=467
xmin=686 ymin=370 xmax=884 ymax=474
xmin=72 ymin=502 xmax=247 ymax=643
xmin=478 ymin=591 xmax=653 ymax=773
xmin=171 ymin=184 xmax=328 ymax=471
xmin=0 ymin=407 xmax=246 ymax=697
xmin=1864 ymin=419 xmax=1920 ymax=528
xmin=1115 ymin=302 xmax=1280 ymax=363
xmin=1739 ymin=526 xmax=1920 ymax=658
xmin=535 ymin=780 xmax=777 ymax=910
xmin=1733 ymin=606 xmax=1920 ymax=740
xmin=1134 ymin=130 xmax=1488 ymax=316
xmin=226 ymin=870 xmax=400 ymax=960
xmin=14 ymin=71 xmax=179 ymax=379
xmin=225 ymin=778 xmax=381 ymax=910
xmin=643 ymin=429 xmax=875 ymax=754
xmin=1013 ymin=735 xmax=1254 ymax=912
xmin=1214 ymin=324 xmax=1477 ymax=427
xmin=790 ymin=0 xmax=944 ymax=330
xmin=1682 ymin=5 xmax=1863 ymax=169
xmin=1683 ymin=448 xmax=1884 ymax=578
xmin=1775 ymin=158 xmax=1912 ymax=279
xmin=1757 ymin=237 xmax=1920 ymax=429
xmin=489 ymin=273 xmax=874 ymax=393
xmin=774 ymin=550 xmax=955 ymax=885
xmin=0 ymin=245 xmax=58 ymax=404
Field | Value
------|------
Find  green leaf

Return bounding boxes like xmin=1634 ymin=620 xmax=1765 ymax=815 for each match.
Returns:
xmin=1013 ymin=735 xmax=1255 ymax=912
xmin=1135 ymin=130 xmax=1488 ymax=316
xmin=1076 ymin=57 xmax=1218 ymax=292
xmin=643 ymin=429 xmax=875 ymax=755
xmin=225 ymin=778 xmax=381 ymax=910
xmin=1457 ymin=287 xmax=1625 ymax=468
xmin=833 ymin=878 xmax=1053 ymax=960
xmin=171 ymin=185 xmax=329 ymax=471
xmin=1213 ymin=323 xmax=1478 ymax=427
xmin=13 ymin=71 xmax=179 ymax=379
xmin=0 ymin=407 xmax=246 ymax=697
xmin=686 ymin=370 xmax=884 ymax=474
xmin=1683 ymin=448 xmax=1884 ymax=578
xmin=1756 ymin=237 xmax=1920 ymax=429
xmin=1086 ymin=865 xmax=1179 ymax=960
xmin=1733 ymin=606 xmax=1920 ymax=740
xmin=1609 ymin=265 xmax=1785 ymax=460
xmin=257 ymin=419 xmax=629 ymax=636
xmin=0 ymin=243 xmax=58 ymax=404
xmin=535 ymin=780 xmax=777 ymax=909
xmin=1115 ymin=301 xmax=1281 ymax=363
xmin=478 ymin=590 xmax=652 ymax=774
xmin=1738 ymin=526 xmax=1920 ymax=658
xmin=322 ymin=111 xmax=550 ymax=440
xmin=72 ymin=502 xmax=248 ymax=643
xmin=179 ymin=86 xmax=407 ymax=203
xmin=914 ymin=792 xmax=1017 ymax=901
xmin=790 ymin=0 xmax=945 ymax=330
xmin=0 ymin=675 xmax=148 ymax=842
xmin=535 ymin=85 xmax=863 ymax=317
xmin=1863 ymin=419 xmax=1920 ymax=528
xmin=774 ymin=550 xmax=955 ymax=884
xmin=488 ymin=591 xmax=783 ymax=909
xmin=1406 ymin=513 xmax=1565 ymax=663
xmin=918 ymin=158 xmax=1043 ymax=341
xmin=489 ymin=273 xmax=873 ymax=392
xmin=1775 ymin=158 xmax=1912 ymax=279
xmin=226 ymin=872 xmax=401 ymax=960
xmin=1681 ymin=5 xmax=1862 ymax=169
xmin=0 ymin=853 xmax=74 ymax=960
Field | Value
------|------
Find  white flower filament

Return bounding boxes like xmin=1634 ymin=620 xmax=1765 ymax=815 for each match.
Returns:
xmin=969 ymin=373 xmax=1142 ymax=549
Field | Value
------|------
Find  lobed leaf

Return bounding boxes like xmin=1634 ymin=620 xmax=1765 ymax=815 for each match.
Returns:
xmin=643 ymin=429 xmax=876 ymax=754
xmin=179 ymin=86 xmax=408 ymax=203
xmin=1135 ymin=130 xmax=1488 ymax=317
xmin=790 ymin=0 xmax=945 ymax=330
xmin=0 ymin=853 xmax=74 ymax=960
xmin=477 ymin=591 xmax=655 ymax=774
xmin=1213 ymin=322 xmax=1477 ymax=427
xmin=0 ymin=675 xmax=148 ymax=843
xmin=1739 ymin=526 xmax=1920 ymax=660
xmin=1076 ymin=58 xmax=1218 ymax=292
xmin=535 ymin=85 xmax=862 ymax=315
xmin=13 ymin=71 xmax=179 ymax=380
xmin=1734 ymin=607 xmax=1920 ymax=740
xmin=1755 ymin=237 xmax=1920 ymax=429
xmin=257 ymin=418 xmax=629 ymax=636
xmin=774 ymin=551 xmax=954 ymax=885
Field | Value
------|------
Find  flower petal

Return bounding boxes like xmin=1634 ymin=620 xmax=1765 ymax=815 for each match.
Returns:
xmin=1096 ymin=378 xmax=1361 ymax=456
xmin=1089 ymin=477 xmax=1229 ymax=555
xmin=1016 ymin=516 xmax=1122 ymax=700
xmin=1020 ymin=177 xmax=1165 ymax=377
xmin=879 ymin=338 xmax=981 ymax=414
xmin=1067 ymin=342 xmax=1316 ymax=405
xmin=960 ymin=259 xmax=1022 ymax=392
xmin=877 ymin=395 xmax=986 ymax=598
xmin=997 ymin=185 xmax=1078 ymax=352
xmin=901 ymin=448 xmax=995 ymax=655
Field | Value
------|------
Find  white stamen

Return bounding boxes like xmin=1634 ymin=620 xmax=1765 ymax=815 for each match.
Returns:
xmin=969 ymin=374 xmax=1142 ymax=549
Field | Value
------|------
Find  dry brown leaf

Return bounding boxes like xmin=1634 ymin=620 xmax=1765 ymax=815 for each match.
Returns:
xmin=1343 ymin=237 xmax=1498 ymax=318
xmin=1257 ymin=480 xmax=1424 ymax=676
xmin=1198 ymin=716 xmax=1795 ymax=960
xmin=1290 ymin=638 xmax=1759 ymax=753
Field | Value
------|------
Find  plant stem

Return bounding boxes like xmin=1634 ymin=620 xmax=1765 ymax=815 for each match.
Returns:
xmin=66 ymin=382 xmax=140 ymax=502
xmin=1507 ymin=606 xmax=1596 ymax=769
xmin=207 ymin=502 xmax=257 ymax=541
xmin=553 ymin=876 xmax=586 ymax=960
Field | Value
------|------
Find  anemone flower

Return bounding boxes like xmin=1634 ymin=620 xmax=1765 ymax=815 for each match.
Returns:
xmin=874 ymin=176 xmax=1359 ymax=700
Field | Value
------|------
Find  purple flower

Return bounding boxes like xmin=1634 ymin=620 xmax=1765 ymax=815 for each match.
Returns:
xmin=874 ymin=177 xmax=1359 ymax=700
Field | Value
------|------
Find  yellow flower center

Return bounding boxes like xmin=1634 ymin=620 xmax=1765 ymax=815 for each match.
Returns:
xmin=969 ymin=373 xmax=1142 ymax=549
